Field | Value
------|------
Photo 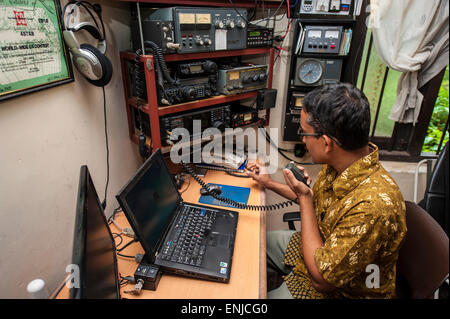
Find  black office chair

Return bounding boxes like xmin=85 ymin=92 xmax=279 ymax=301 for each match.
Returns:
xmin=396 ymin=201 xmax=449 ymax=299
xmin=282 ymin=202 xmax=450 ymax=299
xmin=419 ymin=142 xmax=449 ymax=235
xmin=283 ymin=211 xmax=300 ymax=230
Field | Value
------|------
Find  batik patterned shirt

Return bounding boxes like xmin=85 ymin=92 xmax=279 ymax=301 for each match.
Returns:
xmin=282 ymin=143 xmax=407 ymax=299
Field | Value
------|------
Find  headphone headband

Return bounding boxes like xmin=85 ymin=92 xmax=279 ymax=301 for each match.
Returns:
xmin=62 ymin=1 xmax=106 ymax=53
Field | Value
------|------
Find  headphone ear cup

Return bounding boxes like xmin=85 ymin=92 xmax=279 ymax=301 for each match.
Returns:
xmin=79 ymin=43 xmax=113 ymax=87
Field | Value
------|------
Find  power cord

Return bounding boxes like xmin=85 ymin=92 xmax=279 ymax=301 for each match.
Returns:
xmin=101 ymin=86 xmax=109 ymax=210
xmin=259 ymin=124 xmax=316 ymax=165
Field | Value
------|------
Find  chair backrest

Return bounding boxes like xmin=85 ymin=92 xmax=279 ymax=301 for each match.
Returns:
xmin=420 ymin=142 xmax=449 ymax=235
xmin=396 ymin=201 xmax=449 ymax=299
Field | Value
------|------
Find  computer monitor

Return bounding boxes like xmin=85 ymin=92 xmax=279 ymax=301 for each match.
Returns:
xmin=70 ymin=166 xmax=120 ymax=299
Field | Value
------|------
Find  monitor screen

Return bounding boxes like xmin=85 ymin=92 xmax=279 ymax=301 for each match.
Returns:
xmin=71 ymin=166 xmax=119 ymax=299
xmin=116 ymin=149 xmax=180 ymax=260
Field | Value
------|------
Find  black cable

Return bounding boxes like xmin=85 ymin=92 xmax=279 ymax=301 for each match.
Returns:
xmin=179 ymin=176 xmax=191 ymax=194
xmin=144 ymin=41 xmax=176 ymax=85
xmin=101 ymin=86 xmax=109 ymax=209
xmin=112 ymin=233 xmax=124 ymax=247
xmin=117 ymin=238 xmax=137 ymax=252
xmin=227 ymin=0 xmax=250 ymax=24
xmin=259 ymin=124 xmax=316 ymax=165
xmin=226 ymin=171 xmax=251 ymax=178
xmin=259 ymin=123 xmax=294 ymax=153
xmin=117 ymin=253 xmax=136 ymax=259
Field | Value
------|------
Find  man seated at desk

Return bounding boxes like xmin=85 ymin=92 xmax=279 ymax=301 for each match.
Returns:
xmin=246 ymin=83 xmax=407 ymax=299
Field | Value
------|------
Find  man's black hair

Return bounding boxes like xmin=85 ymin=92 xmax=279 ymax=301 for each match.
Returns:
xmin=302 ymin=82 xmax=371 ymax=151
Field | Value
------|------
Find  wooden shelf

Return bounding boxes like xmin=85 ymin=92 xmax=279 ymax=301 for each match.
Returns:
xmin=118 ymin=0 xmax=284 ymax=9
xmin=121 ymin=48 xmax=271 ymax=62
xmin=127 ymin=92 xmax=257 ymax=116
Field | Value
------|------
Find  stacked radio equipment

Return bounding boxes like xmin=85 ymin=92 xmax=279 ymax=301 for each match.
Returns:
xmin=131 ymin=6 xmax=248 ymax=54
xmin=283 ymin=0 xmax=356 ymax=142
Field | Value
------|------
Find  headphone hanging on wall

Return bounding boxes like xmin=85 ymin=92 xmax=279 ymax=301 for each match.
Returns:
xmin=62 ymin=1 xmax=112 ymax=87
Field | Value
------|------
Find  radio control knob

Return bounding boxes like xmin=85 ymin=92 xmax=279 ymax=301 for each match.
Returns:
xmin=236 ymin=20 xmax=246 ymax=29
xmin=204 ymin=38 xmax=212 ymax=46
xmin=182 ymin=87 xmax=197 ymax=99
xmin=215 ymin=20 xmax=225 ymax=29
xmin=195 ymin=38 xmax=204 ymax=46
xmin=259 ymin=73 xmax=267 ymax=81
xmin=203 ymin=61 xmax=217 ymax=73
xmin=252 ymin=75 xmax=259 ymax=82
xmin=243 ymin=75 xmax=252 ymax=83
xmin=226 ymin=20 xmax=235 ymax=29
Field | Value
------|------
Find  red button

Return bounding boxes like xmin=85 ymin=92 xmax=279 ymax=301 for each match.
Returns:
xmin=330 ymin=45 xmax=336 ymax=49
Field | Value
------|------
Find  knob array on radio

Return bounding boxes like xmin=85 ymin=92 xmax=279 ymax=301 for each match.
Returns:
xmin=131 ymin=6 xmax=248 ymax=54
xmin=217 ymin=64 xmax=269 ymax=95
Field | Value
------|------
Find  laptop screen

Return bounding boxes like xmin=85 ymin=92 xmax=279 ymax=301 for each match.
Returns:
xmin=117 ymin=149 xmax=180 ymax=258
xmin=71 ymin=166 xmax=119 ymax=299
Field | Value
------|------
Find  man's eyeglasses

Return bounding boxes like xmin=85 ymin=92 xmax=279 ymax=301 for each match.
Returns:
xmin=298 ymin=128 xmax=342 ymax=147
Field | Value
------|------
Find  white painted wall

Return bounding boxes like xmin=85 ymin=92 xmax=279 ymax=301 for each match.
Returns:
xmin=0 ymin=0 xmax=140 ymax=298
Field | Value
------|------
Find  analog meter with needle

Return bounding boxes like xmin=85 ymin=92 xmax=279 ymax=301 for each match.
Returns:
xmin=298 ymin=59 xmax=323 ymax=85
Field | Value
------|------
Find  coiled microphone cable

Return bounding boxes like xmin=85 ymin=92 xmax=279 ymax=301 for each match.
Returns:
xmin=181 ymin=161 xmax=297 ymax=211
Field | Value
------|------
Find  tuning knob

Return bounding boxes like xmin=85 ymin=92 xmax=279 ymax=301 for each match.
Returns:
xmin=236 ymin=20 xmax=246 ymax=29
xmin=252 ymin=74 xmax=259 ymax=82
xmin=215 ymin=20 xmax=224 ymax=29
xmin=204 ymin=38 xmax=212 ymax=46
xmin=195 ymin=38 xmax=204 ymax=46
xmin=203 ymin=61 xmax=217 ymax=73
xmin=182 ymin=87 xmax=197 ymax=99
xmin=243 ymin=75 xmax=252 ymax=83
xmin=226 ymin=20 xmax=235 ymax=29
xmin=259 ymin=73 xmax=267 ymax=82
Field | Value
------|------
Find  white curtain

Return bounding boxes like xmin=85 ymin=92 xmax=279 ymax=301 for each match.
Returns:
xmin=369 ymin=0 xmax=449 ymax=124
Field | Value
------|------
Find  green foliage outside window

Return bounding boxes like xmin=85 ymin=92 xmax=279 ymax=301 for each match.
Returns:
xmin=422 ymin=65 xmax=449 ymax=154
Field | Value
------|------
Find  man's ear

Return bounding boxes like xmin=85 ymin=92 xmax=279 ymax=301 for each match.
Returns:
xmin=322 ymin=135 xmax=334 ymax=154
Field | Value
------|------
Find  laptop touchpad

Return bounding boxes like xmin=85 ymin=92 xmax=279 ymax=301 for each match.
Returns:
xmin=208 ymin=233 xmax=231 ymax=248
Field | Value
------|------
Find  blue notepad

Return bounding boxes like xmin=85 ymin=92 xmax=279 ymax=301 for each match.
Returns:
xmin=198 ymin=183 xmax=250 ymax=208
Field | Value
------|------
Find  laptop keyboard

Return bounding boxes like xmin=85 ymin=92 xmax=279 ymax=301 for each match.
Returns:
xmin=160 ymin=205 xmax=217 ymax=267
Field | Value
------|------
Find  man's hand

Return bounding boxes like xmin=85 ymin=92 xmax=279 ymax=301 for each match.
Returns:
xmin=245 ymin=162 xmax=273 ymax=188
xmin=283 ymin=163 xmax=313 ymax=199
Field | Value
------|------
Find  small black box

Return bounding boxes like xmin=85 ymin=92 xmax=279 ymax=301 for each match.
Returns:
xmin=134 ymin=262 xmax=162 ymax=291
xmin=257 ymin=89 xmax=277 ymax=110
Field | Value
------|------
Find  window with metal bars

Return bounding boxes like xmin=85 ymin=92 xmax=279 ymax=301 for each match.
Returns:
xmin=356 ymin=31 xmax=448 ymax=161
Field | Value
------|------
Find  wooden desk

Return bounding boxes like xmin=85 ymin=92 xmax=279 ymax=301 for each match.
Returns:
xmin=56 ymin=170 xmax=267 ymax=299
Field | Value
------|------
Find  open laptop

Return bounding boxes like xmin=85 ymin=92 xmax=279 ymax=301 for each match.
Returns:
xmin=71 ymin=166 xmax=120 ymax=299
xmin=116 ymin=149 xmax=239 ymax=283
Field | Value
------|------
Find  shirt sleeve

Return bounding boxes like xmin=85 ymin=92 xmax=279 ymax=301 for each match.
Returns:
xmin=313 ymin=203 xmax=390 ymax=288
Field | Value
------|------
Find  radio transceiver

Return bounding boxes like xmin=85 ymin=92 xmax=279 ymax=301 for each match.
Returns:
xmin=160 ymin=105 xmax=232 ymax=145
xmin=131 ymin=7 xmax=247 ymax=54
xmin=230 ymin=105 xmax=260 ymax=128
xmin=247 ymin=24 xmax=274 ymax=48
xmin=158 ymin=60 xmax=219 ymax=105
xmin=217 ymin=64 xmax=268 ymax=95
